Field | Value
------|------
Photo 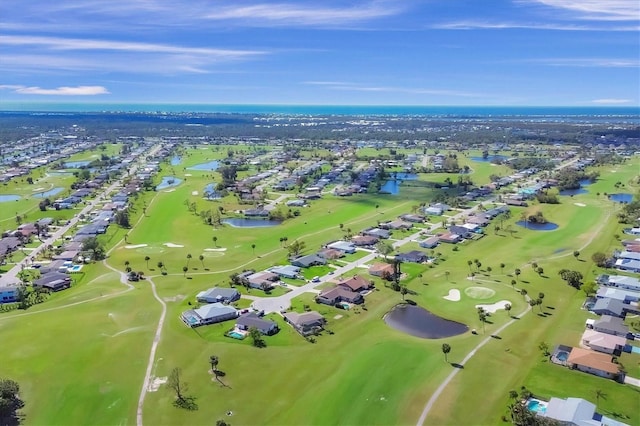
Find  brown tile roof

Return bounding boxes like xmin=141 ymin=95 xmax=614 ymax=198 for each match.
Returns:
xmin=567 ymin=347 xmax=619 ymax=374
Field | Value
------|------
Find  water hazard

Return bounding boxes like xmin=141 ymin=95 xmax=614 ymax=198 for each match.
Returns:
xmin=384 ymin=304 xmax=468 ymax=339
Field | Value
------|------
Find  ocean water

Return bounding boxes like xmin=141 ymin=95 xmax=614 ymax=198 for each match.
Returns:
xmin=0 ymin=102 xmax=638 ymax=122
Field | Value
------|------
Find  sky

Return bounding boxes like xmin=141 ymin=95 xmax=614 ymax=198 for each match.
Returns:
xmin=0 ymin=0 xmax=639 ymax=106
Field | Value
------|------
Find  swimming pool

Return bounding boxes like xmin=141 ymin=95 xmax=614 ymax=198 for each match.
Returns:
xmin=228 ymin=331 xmax=245 ymax=339
xmin=68 ymin=265 xmax=83 ymax=273
xmin=556 ymin=351 xmax=569 ymax=361
xmin=526 ymin=398 xmax=548 ymax=414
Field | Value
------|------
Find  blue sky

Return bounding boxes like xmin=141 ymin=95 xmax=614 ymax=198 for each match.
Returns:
xmin=0 ymin=0 xmax=638 ymax=106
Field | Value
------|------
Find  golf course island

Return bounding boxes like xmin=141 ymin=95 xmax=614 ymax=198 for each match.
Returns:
xmin=0 ymin=111 xmax=638 ymax=426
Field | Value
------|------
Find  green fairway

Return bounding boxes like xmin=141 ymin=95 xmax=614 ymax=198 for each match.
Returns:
xmin=1 ymin=148 xmax=638 ymax=426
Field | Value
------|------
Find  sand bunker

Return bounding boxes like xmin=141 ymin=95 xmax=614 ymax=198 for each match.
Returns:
xmin=476 ymin=300 xmax=511 ymax=314
xmin=32 ymin=187 xmax=44 ymax=192
xmin=204 ymin=248 xmax=227 ymax=252
xmin=464 ymin=286 xmax=496 ymax=300
xmin=184 ymin=173 xmax=192 ymax=177
xmin=574 ymin=203 xmax=586 ymax=207
xmin=443 ymin=289 xmax=461 ymax=301
xmin=125 ymin=244 xmax=148 ymax=249
xmin=163 ymin=242 xmax=184 ymax=248
xmin=191 ymin=191 xmax=199 ymax=196
xmin=147 ymin=376 xmax=167 ymax=392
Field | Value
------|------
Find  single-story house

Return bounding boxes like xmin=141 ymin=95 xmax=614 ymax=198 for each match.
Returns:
xmin=40 ymin=259 xmax=68 ymax=274
xmin=326 ymin=241 xmax=357 ymax=254
xmin=316 ymin=286 xmax=363 ymax=305
xmin=484 ymin=206 xmax=509 ymax=218
xmin=380 ymin=220 xmax=412 ymax=231
xmin=368 ymin=263 xmax=394 ymax=279
xmin=362 ymin=228 xmax=391 ymax=239
xmin=423 ymin=206 xmax=444 ymax=216
xmin=245 ymin=271 xmax=279 ymax=289
xmin=196 ymin=287 xmax=240 ymax=304
xmin=351 ymin=235 xmax=379 ymax=246
xmin=286 ymin=199 xmax=306 ymax=207
xmin=438 ymin=232 xmax=461 ymax=244
xmin=290 ymin=253 xmax=327 ymax=268
xmin=336 ymin=275 xmax=373 ymax=292
xmin=591 ymin=298 xmax=625 ymax=318
xmin=33 ymin=271 xmax=71 ymax=292
xmin=581 ymin=329 xmax=626 ymax=354
xmin=269 ymin=265 xmax=301 ymax=279
xmin=616 ymin=251 xmax=640 ymax=261
xmin=466 ymin=215 xmax=490 ymax=226
xmin=318 ymin=248 xmax=344 ymax=260
xmin=0 ymin=237 xmax=22 ymax=256
xmin=598 ymin=274 xmax=640 ymax=292
xmin=0 ymin=284 xmax=19 ymax=304
xmin=399 ymin=214 xmax=425 ymax=223
xmin=596 ymin=286 xmax=640 ymax=304
xmin=243 ymin=208 xmax=269 ymax=218
xmin=181 ymin=303 xmax=238 ymax=328
xmin=419 ymin=236 xmax=440 ymax=249
xmin=52 ymin=250 xmax=80 ymax=262
xmin=615 ymin=258 xmax=640 ymax=273
xmin=283 ymin=311 xmax=326 ymax=336
xmin=395 ymin=250 xmax=429 ymax=263
xmin=539 ymin=397 xmax=598 ymax=425
xmin=566 ymin=347 xmax=621 ymax=380
xmin=236 ymin=312 xmax=278 ymax=335
xmin=461 ymin=223 xmax=482 ymax=233
xmin=593 ymin=315 xmax=629 ymax=337
xmin=449 ymin=225 xmax=473 ymax=239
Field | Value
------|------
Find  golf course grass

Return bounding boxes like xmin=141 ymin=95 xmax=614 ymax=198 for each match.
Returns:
xmin=0 ymin=146 xmax=638 ymax=426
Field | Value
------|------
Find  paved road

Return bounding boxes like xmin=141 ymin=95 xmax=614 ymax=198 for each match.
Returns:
xmin=0 ymin=144 xmax=161 ymax=287
xmin=250 ymin=202 xmax=483 ymax=314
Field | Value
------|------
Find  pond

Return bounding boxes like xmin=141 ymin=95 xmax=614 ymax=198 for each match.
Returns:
xmin=170 ymin=156 xmax=182 ymax=166
xmin=33 ymin=187 xmax=64 ymax=198
xmin=559 ymin=179 xmax=592 ymax=196
xmin=516 ymin=221 xmax=559 ymax=231
xmin=156 ymin=176 xmax=182 ymax=190
xmin=0 ymin=194 xmax=21 ymax=202
xmin=380 ymin=173 xmax=418 ymax=195
xmin=222 ymin=218 xmax=282 ymax=228
xmin=64 ymin=160 xmax=92 ymax=168
xmin=384 ymin=304 xmax=468 ymax=339
xmin=203 ymin=183 xmax=221 ymax=200
xmin=48 ymin=171 xmax=73 ymax=177
xmin=187 ymin=160 xmax=220 ymax=171
xmin=470 ymin=155 xmax=507 ymax=163
xmin=609 ymin=193 xmax=633 ymax=203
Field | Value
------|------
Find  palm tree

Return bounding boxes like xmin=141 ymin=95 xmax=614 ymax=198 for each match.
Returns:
xmin=442 ymin=343 xmax=451 ymax=363
xmin=400 ymin=285 xmax=408 ymax=301
xmin=157 ymin=261 xmax=164 ymax=272
xmin=535 ymin=298 xmax=543 ymax=312
xmin=186 ymin=253 xmax=192 ymax=268
xmin=510 ymin=279 xmax=517 ymax=290
xmin=467 ymin=260 xmax=473 ymax=273
xmin=144 ymin=256 xmax=150 ymax=269
xmin=182 ymin=266 xmax=188 ymax=277
xmin=520 ymin=289 xmax=528 ymax=299
xmin=417 ymin=273 xmax=424 ymax=284
xmin=595 ymin=389 xmax=606 ymax=410
xmin=573 ymin=250 xmax=580 ymax=260
xmin=199 ymin=254 xmax=205 ymax=268
xmin=212 ymin=236 xmax=218 ymax=247
xmin=504 ymin=303 xmax=512 ymax=317
xmin=251 ymin=243 xmax=256 ymax=254
xmin=124 ymin=260 xmax=130 ymax=271
xmin=514 ymin=268 xmax=521 ymax=281
xmin=477 ymin=308 xmax=487 ymax=334
xmin=486 ymin=266 xmax=492 ymax=275
xmin=445 ymin=270 xmax=450 ymax=281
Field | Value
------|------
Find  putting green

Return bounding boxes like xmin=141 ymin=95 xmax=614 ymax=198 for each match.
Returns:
xmin=464 ymin=286 xmax=496 ymax=299
xmin=135 ymin=246 xmax=166 ymax=254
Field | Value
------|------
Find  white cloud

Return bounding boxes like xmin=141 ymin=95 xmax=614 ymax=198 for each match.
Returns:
xmin=591 ymin=98 xmax=633 ymax=104
xmin=303 ymin=81 xmax=482 ymax=97
xmin=522 ymin=0 xmax=640 ymax=21
xmin=528 ymin=58 xmax=639 ymax=67
xmin=0 ymin=85 xmax=110 ymax=95
xmin=0 ymin=35 xmax=264 ymax=58
xmin=432 ymin=20 xmax=639 ymax=31
xmin=205 ymin=2 xmax=402 ymax=26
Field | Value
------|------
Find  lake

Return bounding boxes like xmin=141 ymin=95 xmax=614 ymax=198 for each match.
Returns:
xmin=470 ymin=155 xmax=507 ymax=163
xmin=559 ymin=179 xmax=592 ymax=196
xmin=170 ymin=156 xmax=181 ymax=166
xmin=0 ymin=194 xmax=21 ymax=202
xmin=156 ymin=176 xmax=183 ymax=190
xmin=64 ymin=160 xmax=92 ymax=168
xmin=609 ymin=193 xmax=633 ymax=203
xmin=384 ymin=304 xmax=468 ymax=339
xmin=187 ymin=160 xmax=220 ymax=171
xmin=516 ymin=221 xmax=559 ymax=231
xmin=33 ymin=187 xmax=64 ymax=198
xmin=222 ymin=218 xmax=282 ymax=228
xmin=380 ymin=173 xmax=418 ymax=195
xmin=203 ymin=183 xmax=221 ymax=200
